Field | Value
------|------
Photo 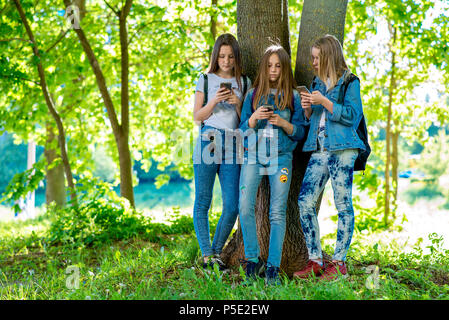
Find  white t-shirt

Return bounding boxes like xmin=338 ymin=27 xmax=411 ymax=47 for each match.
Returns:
xmin=195 ymin=73 xmax=251 ymax=130
xmin=319 ymin=78 xmax=332 ymax=133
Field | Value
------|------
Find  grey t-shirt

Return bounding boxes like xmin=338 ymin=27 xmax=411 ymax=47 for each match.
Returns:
xmin=195 ymin=73 xmax=251 ymax=130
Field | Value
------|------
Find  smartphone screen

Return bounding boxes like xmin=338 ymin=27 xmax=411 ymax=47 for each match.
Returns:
xmin=220 ymin=82 xmax=232 ymax=91
xmin=261 ymin=104 xmax=274 ymax=112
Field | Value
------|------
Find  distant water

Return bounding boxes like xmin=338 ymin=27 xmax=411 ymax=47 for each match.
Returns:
xmin=21 ymin=180 xmax=224 ymax=210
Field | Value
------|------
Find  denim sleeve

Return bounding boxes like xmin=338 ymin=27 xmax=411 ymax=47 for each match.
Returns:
xmin=328 ymin=79 xmax=362 ymax=127
xmin=287 ymin=92 xmax=307 ymax=141
xmin=239 ymin=88 xmax=258 ymax=131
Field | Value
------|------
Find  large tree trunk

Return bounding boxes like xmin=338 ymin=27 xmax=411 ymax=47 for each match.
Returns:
xmin=222 ymin=0 xmax=348 ymax=277
xmin=45 ymin=123 xmax=66 ymax=207
xmin=236 ymin=0 xmax=290 ymax=80
xmin=294 ymin=0 xmax=348 ymax=87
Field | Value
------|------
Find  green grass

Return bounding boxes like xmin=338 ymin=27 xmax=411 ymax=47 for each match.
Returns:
xmin=1 ymin=210 xmax=448 ymax=300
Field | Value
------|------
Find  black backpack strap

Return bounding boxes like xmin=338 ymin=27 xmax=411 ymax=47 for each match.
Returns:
xmin=202 ymin=73 xmax=208 ymax=107
xmin=242 ymin=75 xmax=248 ymax=97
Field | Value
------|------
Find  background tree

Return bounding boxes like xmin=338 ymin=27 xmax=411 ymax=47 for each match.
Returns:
xmin=12 ymin=0 xmax=78 ymax=206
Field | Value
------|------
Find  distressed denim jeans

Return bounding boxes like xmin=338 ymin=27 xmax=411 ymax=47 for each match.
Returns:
xmin=298 ymin=147 xmax=358 ymax=262
xmin=239 ymin=153 xmax=293 ymax=268
xmin=193 ymin=126 xmax=240 ymax=257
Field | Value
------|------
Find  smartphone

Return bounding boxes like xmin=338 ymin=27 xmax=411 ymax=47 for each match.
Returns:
xmin=261 ymin=104 xmax=274 ymax=112
xmin=297 ymin=85 xmax=311 ymax=94
xmin=220 ymin=82 xmax=232 ymax=91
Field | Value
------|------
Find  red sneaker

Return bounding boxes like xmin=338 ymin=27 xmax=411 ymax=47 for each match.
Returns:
xmin=318 ymin=261 xmax=348 ymax=281
xmin=293 ymin=260 xmax=326 ymax=279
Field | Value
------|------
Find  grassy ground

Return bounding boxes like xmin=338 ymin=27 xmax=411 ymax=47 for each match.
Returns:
xmin=1 ymin=208 xmax=448 ymax=300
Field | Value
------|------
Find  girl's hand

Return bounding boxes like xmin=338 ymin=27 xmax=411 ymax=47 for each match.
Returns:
xmin=226 ymin=89 xmax=242 ymax=108
xmin=268 ymin=114 xmax=285 ymax=127
xmin=310 ymin=90 xmax=328 ymax=105
xmin=252 ymin=106 xmax=273 ymax=120
xmin=212 ymin=87 xmax=232 ymax=105
xmin=300 ymin=92 xmax=312 ymax=109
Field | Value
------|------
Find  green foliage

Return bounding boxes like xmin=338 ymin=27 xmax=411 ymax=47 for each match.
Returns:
xmin=0 ymin=157 xmax=46 ymax=212
xmin=46 ymin=178 xmax=194 ymax=246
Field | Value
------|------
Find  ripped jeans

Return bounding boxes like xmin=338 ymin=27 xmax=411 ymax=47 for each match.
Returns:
xmin=298 ymin=145 xmax=358 ymax=262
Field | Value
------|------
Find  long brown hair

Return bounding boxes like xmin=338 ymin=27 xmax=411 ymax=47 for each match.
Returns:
xmin=207 ymin=33 xmax=244 ymax=91
xmin=252 ymin=45 xmax=296 ymax=111
xmin=312 ymin=34 xmax=350 ymax=90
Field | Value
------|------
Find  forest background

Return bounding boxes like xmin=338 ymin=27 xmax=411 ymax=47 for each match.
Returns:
xmin=0 ymin=0 xmax=449 ymax=300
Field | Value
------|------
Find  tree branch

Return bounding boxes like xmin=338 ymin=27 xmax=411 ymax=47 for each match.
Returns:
xmin=104 ymin=0 xmax=119 ymax=16
xmin=1 ymin=74 xmax=40 ymax=85
xmin=0 ymin=38 xmax=32 ymax=43
xmin=45 ymin=29 xmax=70 ymax=54
xmin=62 ymin=0 xmax=121 ymax=135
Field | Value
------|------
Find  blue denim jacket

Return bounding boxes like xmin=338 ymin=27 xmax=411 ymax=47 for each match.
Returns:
xmin=239 ymin=88 xmax=307 ymax=156
xmin=302 ymin=71 xmax=366 ymax=152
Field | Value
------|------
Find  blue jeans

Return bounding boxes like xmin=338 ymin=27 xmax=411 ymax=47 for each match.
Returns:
xmin=239 ymin=153 xmax=293 ymax=268
xmin=298 ymin=148 xmax=358 ymax=262
xmin=193 ymin=126 xmax=240 ymax=257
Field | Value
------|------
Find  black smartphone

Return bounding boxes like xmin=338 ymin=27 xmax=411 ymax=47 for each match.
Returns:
xmin=220 ymin=82 xmax=232 ymax=91
xmin=261 ymin=104 xmax=274 ymax=112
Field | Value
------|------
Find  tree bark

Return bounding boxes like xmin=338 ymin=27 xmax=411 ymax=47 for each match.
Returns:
xmin=384 ymin=23 xmax=397 ymax=227
xmin=63 ymin=0 xmax=135 ymax=207
xmin=13 ymin=0 xmax=78 ymax=206
xmin=294 ymin=0 xmax=348 ymax=87
xmin=45 ymin=123 xmax=66 ymax=207
xmin=222 ymin=0 xmax=348 ymax=277
xmin=210 ymin=0 xmax=218 ymax=41
xmin=391 ymin=128 xmax=399 ymax=219
xmin=236 ymin=0 xmax=290 ymax=80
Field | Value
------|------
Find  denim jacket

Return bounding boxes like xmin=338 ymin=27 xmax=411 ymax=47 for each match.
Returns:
xmin=239 ymin=88 xmax=307 ymax=156
xmin=302 ymin=71 xmax=366 ymax=152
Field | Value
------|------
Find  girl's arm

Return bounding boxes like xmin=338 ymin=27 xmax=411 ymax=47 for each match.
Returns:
xmin=193 ymin=87 xmax=231 ymax=123
xmin=309 ymin=79 xmax=362 ymax=127
xmin=327 ymin=78 xmax=363 ymax=127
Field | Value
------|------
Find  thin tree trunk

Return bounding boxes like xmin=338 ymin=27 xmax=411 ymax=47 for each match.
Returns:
xmin=63 ymin=0 xmax=135 ymax=207
xmin=13 ymin=0 xmax=78 ymax=206
xmin=391 ymin=128 xmax=399 ymax=218
xmin=45 ymin=123 xmax=66 ymax=207
xmin=384 ymin=23 xmax=397 ymax=227
xmin=210 ymin=0 xmax=218 ymax=41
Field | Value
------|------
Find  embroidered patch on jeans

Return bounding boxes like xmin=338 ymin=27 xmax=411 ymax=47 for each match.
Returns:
xmin=281 ymin=167 xmax=289 ymax=175
xmin=280 ymin=174 xmax=288 ymax=183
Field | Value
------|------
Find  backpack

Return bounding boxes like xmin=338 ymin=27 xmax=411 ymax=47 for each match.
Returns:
xmin=312 ymin=73 xmax=371 ymax=172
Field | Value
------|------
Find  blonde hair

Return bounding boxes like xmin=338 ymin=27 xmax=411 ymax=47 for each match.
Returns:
xmin=252 ymin=45 xmax=297 ymax=111
xmin=312 ymin=34 xmax=350 ymax=90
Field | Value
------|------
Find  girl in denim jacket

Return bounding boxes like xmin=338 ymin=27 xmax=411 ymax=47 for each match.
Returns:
xmin=293 ymin=35 xmax=366 ymax=281
xmin=239 ymin=45 xmax=307 ymax=285
xmin=192 ymin=34 xmax=251 ymax=271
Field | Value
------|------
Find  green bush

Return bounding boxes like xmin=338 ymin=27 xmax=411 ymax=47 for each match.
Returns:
xmin=46 ymin=178 xmax=192 ymax=247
